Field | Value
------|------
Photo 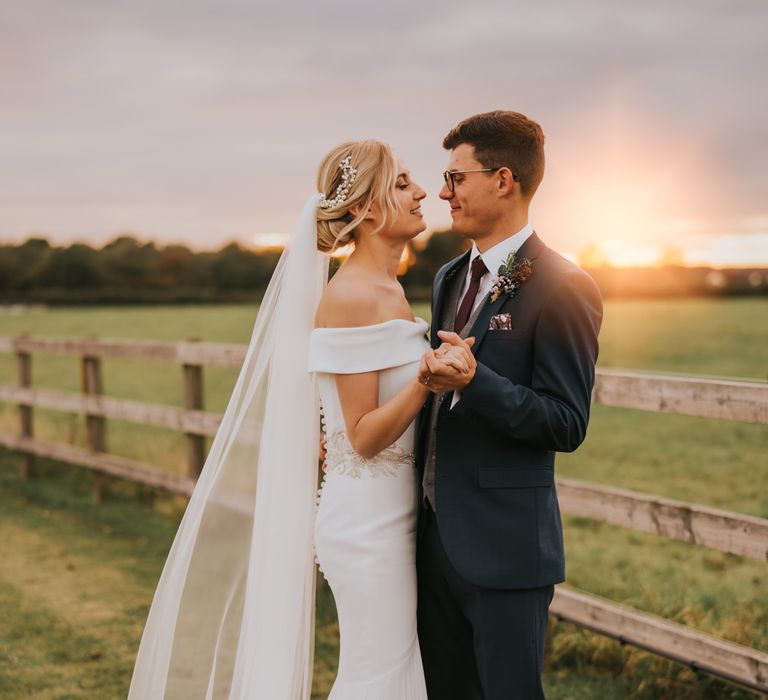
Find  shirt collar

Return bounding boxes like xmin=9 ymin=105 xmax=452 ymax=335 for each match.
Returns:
xmin=469 ymin=223 xmax=534 ymax=277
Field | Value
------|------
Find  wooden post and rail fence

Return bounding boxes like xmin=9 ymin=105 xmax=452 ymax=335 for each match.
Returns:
xmin=0 ymin=334 xmax=766 ymax=693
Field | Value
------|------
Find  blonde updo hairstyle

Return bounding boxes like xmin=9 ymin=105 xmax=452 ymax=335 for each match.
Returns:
xmin=316 ymin=140 xmax=399 ymax=254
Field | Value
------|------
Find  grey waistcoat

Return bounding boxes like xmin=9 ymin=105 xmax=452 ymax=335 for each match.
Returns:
xmin=422 ymin=261 xmax=491 ymax=509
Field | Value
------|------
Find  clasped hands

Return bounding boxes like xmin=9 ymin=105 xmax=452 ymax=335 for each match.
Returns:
xmin=418 ymin=330 xmax=477 ymax=393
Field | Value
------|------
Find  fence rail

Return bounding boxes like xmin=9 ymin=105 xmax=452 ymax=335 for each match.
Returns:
xmin=1 ymin=334 xmax=766 ymax=693
xmin=593 ymin=368 xmax=768 ymax=424
xmin=0 ymin=335 xmax=247 ymax=366
xmin=2 ymin=336 xmax=767 ymax=422
xmin=0 ymin=432 xmax=196 ymax=495
xmin=557 ymin=477 xmax=768 ymax=562
xmin=0 ymin=386 xmax=222 ymax=436
xmin=551 ymin=587 xmax=768 ymax=694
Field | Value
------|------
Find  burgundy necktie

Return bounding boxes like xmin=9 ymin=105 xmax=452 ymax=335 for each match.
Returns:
xmin=454 ymin=256 xmax=488 ymax=332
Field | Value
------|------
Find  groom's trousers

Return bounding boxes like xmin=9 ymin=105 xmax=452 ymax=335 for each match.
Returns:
xmin=417 ymin=503 xmax=554 ymax=700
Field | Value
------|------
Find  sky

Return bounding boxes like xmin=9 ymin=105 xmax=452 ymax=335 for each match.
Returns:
xmin=2 ymin=0 xmax=767 ymax=267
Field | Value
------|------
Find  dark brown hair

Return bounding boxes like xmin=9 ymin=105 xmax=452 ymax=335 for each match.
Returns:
xmin=443 ymin=110 xmax=545 ymax=198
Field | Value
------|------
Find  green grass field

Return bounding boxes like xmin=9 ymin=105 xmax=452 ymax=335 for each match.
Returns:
xmin=0 ymin=298 xmax=766 ymax=699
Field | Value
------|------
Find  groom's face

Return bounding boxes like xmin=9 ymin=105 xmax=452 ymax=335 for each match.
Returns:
xmin=440 ymin=143 xmax=498 ymax=239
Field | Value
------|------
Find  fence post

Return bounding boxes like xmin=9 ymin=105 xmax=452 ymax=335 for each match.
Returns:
xmin=16 ymin=341 xmax=34 ymax=479
xmin=81 ymin=351 xmax=107 ymax=503
xmin=183 ymin=339 xmax=205 ymax=479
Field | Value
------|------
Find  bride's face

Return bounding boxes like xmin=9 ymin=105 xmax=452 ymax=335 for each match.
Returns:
xmin=381 ymin=161 xmax=427 ymax=241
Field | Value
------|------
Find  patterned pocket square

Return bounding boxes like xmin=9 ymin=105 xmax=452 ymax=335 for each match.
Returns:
xmin=489 ymin=313 xmax=514 ymax=330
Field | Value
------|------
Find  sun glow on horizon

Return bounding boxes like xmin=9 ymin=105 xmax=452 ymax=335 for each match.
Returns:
xmin=583 ymin=239 xmax=665 ymax=268
xmin=250 ymin=234 xmax=415 ymax=272
xmin=575 ymin=232 xmax=768 ymax=269
xmin=548 ymin=141 xmax=704 ymax=268
xmin=251 ymin=232 xmax=287 ymax=250
xmin=531 ymin=91 xmax=768 ymax=267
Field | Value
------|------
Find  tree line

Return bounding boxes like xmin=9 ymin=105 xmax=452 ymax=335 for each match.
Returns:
xmin=0 ymin=235 xmax=764 ymax=304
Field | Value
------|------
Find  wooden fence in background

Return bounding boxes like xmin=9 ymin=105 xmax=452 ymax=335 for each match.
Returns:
xmin=0 ymin=335 xmax=766 ymax=693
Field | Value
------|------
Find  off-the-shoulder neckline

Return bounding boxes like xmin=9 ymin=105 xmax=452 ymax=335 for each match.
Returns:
xmin=312 ymin=316 xmax=428 ymax=332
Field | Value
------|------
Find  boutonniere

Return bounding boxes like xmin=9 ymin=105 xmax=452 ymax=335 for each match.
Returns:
xmin=489 ymin=251 xmax=533 ymax=302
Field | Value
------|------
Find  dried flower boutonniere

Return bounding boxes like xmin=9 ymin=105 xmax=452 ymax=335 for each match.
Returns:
xmin=489 ymin=251 xmax=533 ymax=302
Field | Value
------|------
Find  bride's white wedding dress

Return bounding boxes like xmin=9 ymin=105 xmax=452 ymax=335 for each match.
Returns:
xmin=128 ymin=195 xmax=432 ymax=698
xmin=308 ymin=316 xmax=430 ymax=700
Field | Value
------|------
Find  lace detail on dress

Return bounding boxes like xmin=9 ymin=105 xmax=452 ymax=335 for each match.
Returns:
xmin=324 ymin=430 xmax=414 ymax=478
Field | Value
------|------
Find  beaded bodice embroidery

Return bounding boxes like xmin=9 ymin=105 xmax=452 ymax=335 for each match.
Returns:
xmin=319 ymin=400 xmax=413 ymax=478
xmin=324 ymin=430 xmax=415 ymax=478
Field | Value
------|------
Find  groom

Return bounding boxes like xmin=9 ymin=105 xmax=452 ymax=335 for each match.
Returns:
xmin=415 ymin=110 xmax=603 ymax=699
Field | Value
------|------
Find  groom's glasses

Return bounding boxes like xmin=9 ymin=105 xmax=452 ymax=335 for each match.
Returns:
xmin=442 ymin=167 xmax=519 ymax=193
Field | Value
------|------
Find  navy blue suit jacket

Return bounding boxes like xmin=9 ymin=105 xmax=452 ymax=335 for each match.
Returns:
xmin=415 ymin=232 xmax=603 ymax=589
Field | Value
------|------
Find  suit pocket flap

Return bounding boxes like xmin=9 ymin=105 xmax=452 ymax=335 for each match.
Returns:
xmin=484 ymin=328 xmax=530 ymax=341
xmin=478 ymin=467 xmax=554 ymax=488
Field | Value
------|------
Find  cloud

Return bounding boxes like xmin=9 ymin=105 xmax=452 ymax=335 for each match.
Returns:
xmin=0 ymin=0 xmax=766 ymax=261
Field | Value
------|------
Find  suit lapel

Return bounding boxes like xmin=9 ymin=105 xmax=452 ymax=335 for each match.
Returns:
xmin=431 ymin=250 xmax=471 ymax=349
xmin=466 ymin=231 xmax=545 ymax=355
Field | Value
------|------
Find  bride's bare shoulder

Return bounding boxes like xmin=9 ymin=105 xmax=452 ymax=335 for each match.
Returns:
xmin=314 ymin=272 xmax=378 ymax=328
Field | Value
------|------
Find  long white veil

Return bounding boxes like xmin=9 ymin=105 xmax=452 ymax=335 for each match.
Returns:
xmin=128 ymin=194 xmax=329 ymax=699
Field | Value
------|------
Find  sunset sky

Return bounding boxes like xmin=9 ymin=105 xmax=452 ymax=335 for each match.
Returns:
xmin=2 ymin=0 xmax=766 ymax=267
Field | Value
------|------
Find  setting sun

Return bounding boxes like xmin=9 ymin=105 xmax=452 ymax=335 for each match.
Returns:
xmin=529 ymin=95 xmax=760 ymax=268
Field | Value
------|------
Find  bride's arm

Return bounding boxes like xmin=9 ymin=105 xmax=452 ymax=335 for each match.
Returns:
xmin=335 ymin=348 xmax=471 ymax=460
xmin=335 ymin=371 xmax=429 ymax=460
xmin=317 ymin=279 xmax=467 ymax=460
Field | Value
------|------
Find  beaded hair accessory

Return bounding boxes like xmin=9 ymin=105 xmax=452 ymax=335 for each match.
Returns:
xmin=319 ymin=156 xmax=358 ymax=209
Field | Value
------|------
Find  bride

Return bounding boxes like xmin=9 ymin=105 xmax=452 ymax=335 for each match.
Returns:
xmin=128 ymin=139 xmax=472 ymax=698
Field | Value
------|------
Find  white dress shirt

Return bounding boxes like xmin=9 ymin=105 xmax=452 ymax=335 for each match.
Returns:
xmin=449 ymin=223 xmax=534 ymax=408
